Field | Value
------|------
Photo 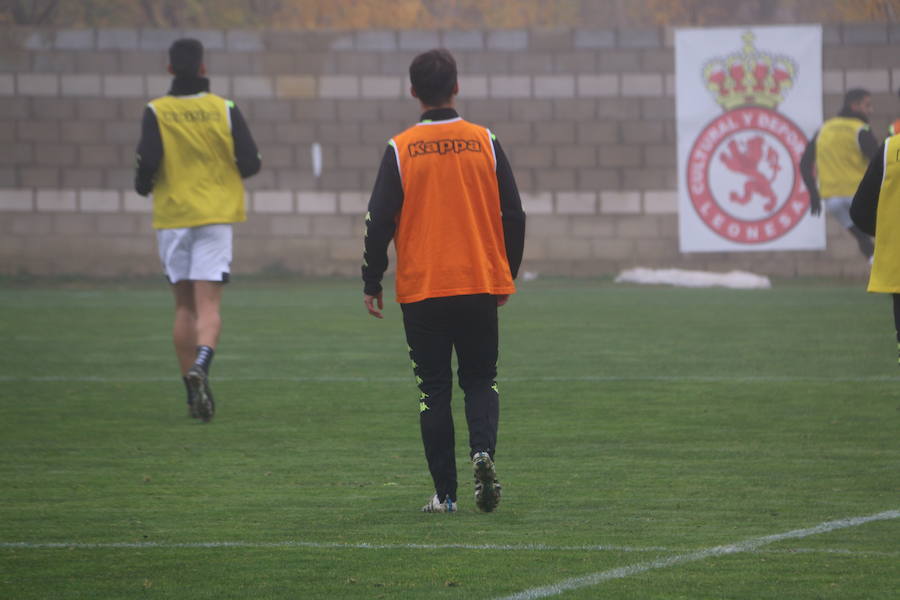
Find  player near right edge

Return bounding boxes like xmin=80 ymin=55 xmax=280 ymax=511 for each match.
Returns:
xmin=851 ymin=130 xmax=900 ymax=365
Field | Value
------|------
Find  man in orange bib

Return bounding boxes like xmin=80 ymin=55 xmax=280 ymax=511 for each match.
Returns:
xmin=362 ymin=49 xmax=526 ymax=513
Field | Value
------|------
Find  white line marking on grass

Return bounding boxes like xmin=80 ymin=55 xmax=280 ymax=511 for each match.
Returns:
xmin=494 ymin=509 xmax=900 ymax=600
xmin=0 ymin=541 xmax=668 ymax=552
xmin=1 ymin=540 xmax=897 ymax=560
xmin=3 ymin=375 xmax=900 ymax=384
xmin=765 ymin=547 xmax=900 ymax=558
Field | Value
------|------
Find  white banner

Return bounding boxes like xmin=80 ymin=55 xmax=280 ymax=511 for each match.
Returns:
xmin=676 ymin=26 xmax=824 ymax=253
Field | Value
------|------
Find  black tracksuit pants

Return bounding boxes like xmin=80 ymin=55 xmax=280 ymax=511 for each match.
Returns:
xmin=401 ymin=294 xmax=500 ymax=503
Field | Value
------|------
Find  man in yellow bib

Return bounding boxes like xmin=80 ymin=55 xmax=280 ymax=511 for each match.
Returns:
xmin=134 ymin=38 xmax=261 ymax=422
xmin=800 ymin=89 xmax=878 ymax=260
xmin=851 ymin=133 xmax=900 ymax=364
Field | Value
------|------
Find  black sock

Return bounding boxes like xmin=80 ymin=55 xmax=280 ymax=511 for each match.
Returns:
xmin=182 ymin=376 xmax=192 ymax=404
xmin=193 ymin=345 xmax=215 ymax=374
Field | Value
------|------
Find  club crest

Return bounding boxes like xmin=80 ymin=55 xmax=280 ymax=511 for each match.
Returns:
xmin=686 ymin=32 xmax=810 ymax=244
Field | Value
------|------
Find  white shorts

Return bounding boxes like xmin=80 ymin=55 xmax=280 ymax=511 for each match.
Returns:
xmin=156 ymin=224 xmax=232 ymax=284
xmin=824 ymin=196 xmax=854 ymax=229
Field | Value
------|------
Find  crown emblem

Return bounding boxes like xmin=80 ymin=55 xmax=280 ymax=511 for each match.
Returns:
xmin=703 ymin=32 xmax=796 ymax=110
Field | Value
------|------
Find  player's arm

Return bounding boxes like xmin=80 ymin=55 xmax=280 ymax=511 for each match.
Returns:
xmin=799 ymin=132 xmax=820 ymax=216
xmin=850 ymin=141 xmax=885 ymax=237
xmin=492 ymin=136 xmax=526 ymax=280
xmin=362 ymin=143 xmax=404 ymax=304
xmin=134 ymin=105 xmax=161 ymax=197
xmin=229 ymin=102 xmax=261 ymax=178
xmin=857 ymin=125 xmax=879 ymax=161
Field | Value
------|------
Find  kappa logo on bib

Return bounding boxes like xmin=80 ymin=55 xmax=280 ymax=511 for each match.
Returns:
xmin=686 ymin=32 xmax=810 ymax=244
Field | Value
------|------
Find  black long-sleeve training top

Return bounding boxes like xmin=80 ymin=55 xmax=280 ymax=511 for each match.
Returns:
xmin=849 ymin=140 xmax=886 ymax=236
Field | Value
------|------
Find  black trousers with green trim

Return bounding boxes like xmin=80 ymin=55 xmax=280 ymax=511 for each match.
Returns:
xmin=401 ymin=293 xmax=500 ymax=503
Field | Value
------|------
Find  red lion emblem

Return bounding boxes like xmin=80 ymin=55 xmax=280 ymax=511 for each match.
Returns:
xmin=719 ymin=136 xmax=781 ymax=212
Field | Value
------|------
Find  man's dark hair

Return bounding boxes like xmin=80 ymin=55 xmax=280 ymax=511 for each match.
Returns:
xmin=409 ymin=49 xmax=457 ymax=107
xmin=169 ymin=38 xmax=204 ymax=77
xmin=843 ymin=88 xmax=870 ymax=109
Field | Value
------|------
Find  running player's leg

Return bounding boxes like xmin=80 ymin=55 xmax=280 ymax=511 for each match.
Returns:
xmin=171 ymin=280 xmax=199 ymax=417
xmin=184 ymin=284 xmax=217 ymax=422
xmin=193 ymin=281 xmax=222 ymax=351
xmin=827 ymin=196 xmax=873 ymax=259
xmin=848 ymin=225 xmax=875 ymax=259
xmin=187 ymin=224 xmax=231 ymax=373
xmin=158 ymin=227 xmax=198 ymax=414
xmin=184 ymin=224 xmax=232 ymax=422
xmin=401 ymin=298 xmax=456 ymax=506
xmin=171 ymin=280 xmax=198 ymax=374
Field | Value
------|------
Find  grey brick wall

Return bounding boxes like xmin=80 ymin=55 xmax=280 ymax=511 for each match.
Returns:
xmin=0 ymin=24 xmax=892 ymax=279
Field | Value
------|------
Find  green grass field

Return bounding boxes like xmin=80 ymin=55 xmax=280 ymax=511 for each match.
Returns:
xmin=1 ymin=277 xmax=897 ymax=599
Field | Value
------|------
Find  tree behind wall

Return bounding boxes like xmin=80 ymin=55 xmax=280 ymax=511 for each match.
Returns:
xmin=2 ymin=0 xmax=898 ymax=28
xmin=1 ymin=0 xmax=281 ymax=27
xmin=2 ymin=0 xmax=59 ymax=24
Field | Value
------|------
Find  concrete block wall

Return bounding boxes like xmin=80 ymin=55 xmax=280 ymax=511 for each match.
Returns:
xmin=1 ymin=24 xmax=894 ymax=279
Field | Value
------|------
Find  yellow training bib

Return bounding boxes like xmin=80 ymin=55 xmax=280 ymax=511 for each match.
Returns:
xmin=816 ymin=116 xmax=870 ymax=198
xmin=149 ymin=93 xmax=246 ymax=229
xmin=868 ymin=136 xmax=900 ymax=292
